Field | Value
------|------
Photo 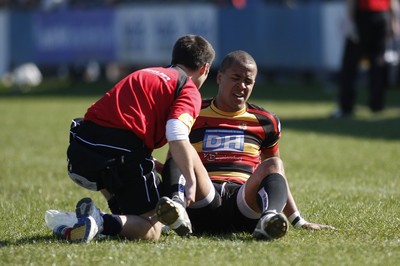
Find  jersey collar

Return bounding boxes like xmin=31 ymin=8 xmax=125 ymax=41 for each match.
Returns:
xmin=210 ymin=99 xmax=247 ymax=117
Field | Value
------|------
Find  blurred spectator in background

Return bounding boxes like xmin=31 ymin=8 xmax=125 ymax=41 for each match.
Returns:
xmin=332 ymin=0 xmax=400 ymax=118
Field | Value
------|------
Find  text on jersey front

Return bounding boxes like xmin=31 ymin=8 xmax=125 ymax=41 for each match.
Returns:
xmin=203 ymin=129 xmax=244 ymax=152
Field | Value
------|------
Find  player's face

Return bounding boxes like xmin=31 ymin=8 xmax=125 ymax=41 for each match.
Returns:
xmin=215 ymin=61 xmax=257 ymax=112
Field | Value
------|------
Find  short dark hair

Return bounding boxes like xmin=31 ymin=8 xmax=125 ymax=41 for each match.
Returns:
xmin=171 ymin=35 xmax=215 ymax=70
xmin=219 ymin=50 xmax=257 ymax=73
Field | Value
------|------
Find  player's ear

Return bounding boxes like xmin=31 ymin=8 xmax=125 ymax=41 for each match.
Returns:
xmin=216 ymin=71 xmax=222 ymax=84
xmin=200 ymin=63 xmax=210 ymax=76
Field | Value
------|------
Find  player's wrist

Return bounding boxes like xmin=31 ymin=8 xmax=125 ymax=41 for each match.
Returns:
xmin=287 ymin=211 xmax=307 ymax=228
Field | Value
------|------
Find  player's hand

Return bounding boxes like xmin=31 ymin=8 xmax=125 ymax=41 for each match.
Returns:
xmin=184 ymin=176 xmax=196 ymax=206
xmin=301 ymin=222 xmax=336 ymax=230
xmin=391 ymin=18 xmax=400 ymax=39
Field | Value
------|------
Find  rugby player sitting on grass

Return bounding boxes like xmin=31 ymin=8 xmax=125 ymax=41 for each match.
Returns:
xmin=159 ymin=50 xmax=335 ymax=240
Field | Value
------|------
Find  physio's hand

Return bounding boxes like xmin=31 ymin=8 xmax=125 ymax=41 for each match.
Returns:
xmin=184 ymin=176 xmax=196 ymax=206
xmin=167 ymin=139 xmax=198 ymax=206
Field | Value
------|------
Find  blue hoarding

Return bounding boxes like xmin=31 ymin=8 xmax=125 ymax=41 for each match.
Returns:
xmin=10 ymin=9 xmax=116 ymax=65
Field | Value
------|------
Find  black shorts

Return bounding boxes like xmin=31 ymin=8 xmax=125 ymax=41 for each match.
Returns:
xmin=187 ymin=182 xmax=258 ymax=235
xmin=67 ymin=120 xmax=162 ymax=215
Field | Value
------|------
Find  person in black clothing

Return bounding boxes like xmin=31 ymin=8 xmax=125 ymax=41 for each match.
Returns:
xmin=332 ymin=0 xmax=399 ymax=118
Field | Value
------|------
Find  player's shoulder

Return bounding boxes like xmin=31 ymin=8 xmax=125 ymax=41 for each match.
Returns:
xmin=246 ymin=102 xmax=276 ymax=115
xmin=246 ymin=102 xmax=265 ymax=111
xmin=137 ymin=66 xmax=179 ymax=79
xmin=246 ymin=102 xmax=280 ymax=125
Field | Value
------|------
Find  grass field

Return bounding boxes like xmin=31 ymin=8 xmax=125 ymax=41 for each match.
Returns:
xmin=0 ymin=79 xmax=399 ymax=265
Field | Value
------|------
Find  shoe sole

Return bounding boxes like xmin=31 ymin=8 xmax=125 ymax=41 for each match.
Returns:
xmin=264 ymin=214 xmax=288 ymax=239
xmin=156 ymin=197 xmax=192 ymax=236
xmin=253 ymin=213 xmax=288 ymax=240
xmin=69 ymin=216 xmax=98 ymax=243
xmin=156 ymin=197 xmax=179 ymax=225
xmin=75 ymin=197 xmax=93 ymax=219
xmin=75 ymin=197 xmax=103 ymax=235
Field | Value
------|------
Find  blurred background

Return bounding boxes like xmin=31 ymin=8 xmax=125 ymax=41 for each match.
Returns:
xmin=0 ymin=0 xmax=399 ymax=91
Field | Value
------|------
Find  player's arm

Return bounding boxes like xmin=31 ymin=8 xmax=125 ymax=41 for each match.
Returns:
xmin=166 ymin=118 xmax=209 ymax=205
xmin=390 ymin=0 xmax=400 ymax=38
xmin=168 ymin=139 xmax=197 ymax=204
xmin=346 ymin=0 xmax=359 ymax=42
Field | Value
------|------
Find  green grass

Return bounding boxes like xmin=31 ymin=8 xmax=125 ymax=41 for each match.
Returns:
xmin=1 ymin=80 xmax=400 ymax=265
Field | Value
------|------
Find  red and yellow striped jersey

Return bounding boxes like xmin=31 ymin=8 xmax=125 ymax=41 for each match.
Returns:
xmin=190 ymin=99 xmax=281 ymax=184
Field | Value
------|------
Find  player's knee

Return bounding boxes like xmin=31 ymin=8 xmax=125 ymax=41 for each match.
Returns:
xmin=260 ymin=157 xmax=285 ymax=176
xmin=190 ymin=184 xmax=221 ymax=209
